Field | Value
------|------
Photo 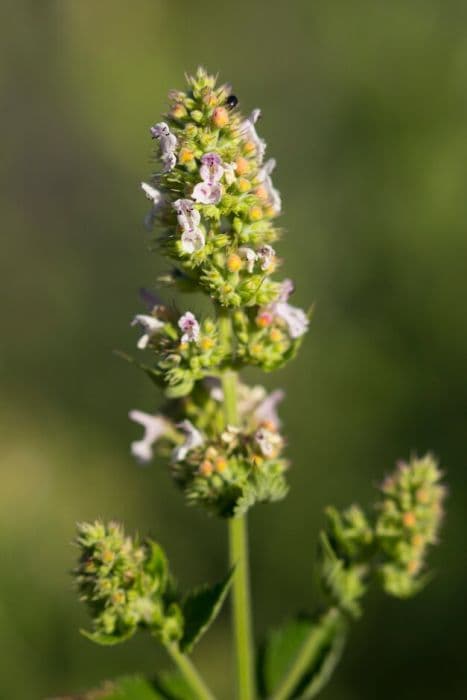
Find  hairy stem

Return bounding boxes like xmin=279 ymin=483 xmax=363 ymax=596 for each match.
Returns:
xmin=219 ymin=311 xmax=256 ymax=700
xmin=270 ymin=608 xmax=346 ymax=700
xmin=166 ymin=643 xmax=217 ymax=700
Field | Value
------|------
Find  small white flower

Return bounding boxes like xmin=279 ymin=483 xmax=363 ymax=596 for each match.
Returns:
xmin=238 ymin=246 xmax=257 ymax=273
xmin=150 ymin=121 xmax=177 ymax=173
xmin=221 ymin=425 xmax=241 ymax=444
xmin=172 ymin=420 xmax=204 ymax=462
xmin=256 ymin=244 xmax=276 ymax=271
xmin=274 ymin=302 xmax=308 ymax=339
xmin=141 ymin=182 xmax=161 ymax=204
xmin=223 ymin=161 xmax=237 ymax=186
xmin=192 ymin=181 xmax=222 ymax=205
xmin=129 ymin=410 xmax=169 ymax=464
xmin=199 ymin=152 xmax=224 ymax=183
xmin=131 ymin=314 xmax=165 ymax=349
xmin=240 ymin=108 xmax=266 ymax=163
xmin=173 ymin=198 xmax=201 ymax=231
xmin=181 ymin=228 xmax=205 ymax=254
xmin=178 ymin=311 xmax=200 ymax=343
xmin=254 ymin=389 xmax=285 ymax=429
xmin=258 ymin=158 xmax=282 ymax=213
xmin=254 ymin=427 xmax=283 ymax=458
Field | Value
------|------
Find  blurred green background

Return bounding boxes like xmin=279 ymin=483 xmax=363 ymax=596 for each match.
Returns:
xmin=1 ymin=1 xmax=466 ymax=698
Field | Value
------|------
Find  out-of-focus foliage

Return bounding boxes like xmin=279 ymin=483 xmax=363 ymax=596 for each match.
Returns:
xmin=0 ymin=1 xmax=465 ymax=698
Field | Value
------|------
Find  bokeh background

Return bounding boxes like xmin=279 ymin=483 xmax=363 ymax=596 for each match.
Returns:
xmin=1 ymin=1 xmax=466 ymax=698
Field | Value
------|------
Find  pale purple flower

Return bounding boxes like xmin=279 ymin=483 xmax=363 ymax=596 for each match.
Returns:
xmin=192 ymin=181 xmax=223 ymax=205
xmin=258 ymin=158 xmax=282 ymax=213
xmin=254 ymin=389 xmax=285 ymax=429
xmin=178 ymin=311 xmax=200 ymax=343
xmin=173 ymin=198 xmax=201 ymax=230
xmin=192 ymin=152 xmax=224 ymax=204
xmin=199 ymin=152 xmax=224 ymax=183
xmin=150 ymin=121 xmax=177 ymax=173
xmin=172 ymin=420 xmax=204 ymax=462
xmin=256 ymin=244 xmax=276 ymax=271
xmin=240 ymin=109 xmax=266 ymax=163
xmin=131 ymin=314 xmax=165 ymax=349
xmin=238 ymin=246 xmax=257 ymax=273
xmin=181 ymin=228 xmax=205 ymax=254
xmin=263 ymin=279 xmax=309 ymax=339
xmin=129 ymin=410 xmax=169 ymax=464
xmin=274 ymin=302 xmax=308 ymax=339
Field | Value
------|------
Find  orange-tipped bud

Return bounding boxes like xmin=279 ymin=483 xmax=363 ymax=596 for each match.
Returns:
xmin=212 ymin=106 xmax=229 ymax=128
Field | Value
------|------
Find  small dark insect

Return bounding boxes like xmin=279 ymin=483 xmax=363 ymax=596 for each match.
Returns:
xmin=226 ymin=94 xmax=238 ymax=110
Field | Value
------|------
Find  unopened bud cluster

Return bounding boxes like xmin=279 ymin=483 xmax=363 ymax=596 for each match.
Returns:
xmin=74 ymin=521 xmax=182 ymax=644
xmin=319 ymin=455 xmax=445 ymax=615
xmin=375 ymin=454 xmax=446 ymax=597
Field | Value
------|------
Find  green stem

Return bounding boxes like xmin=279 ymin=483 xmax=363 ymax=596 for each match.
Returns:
xmin=270 ymin=608 xmax=345 ymax=700
xmin=166 ymin=643 xmax=217 ymax=700
xmin=218 ymin=310 xmax=256 ymax=700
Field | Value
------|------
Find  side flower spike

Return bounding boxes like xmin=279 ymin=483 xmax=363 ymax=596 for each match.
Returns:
xmin=240 ymin=108 xmax=266 ymax=163
xmin=192 ymin=152 xmax=224 ymax=205
xmin=131 ymin=314 xmax=165 ymax=349
xmin=129 ymin=410 xmax=170 ymax=463
xmin=172 ymin=420 xmax=204 ymax=462
xmin=178 ymin=311 xmax=200 ymax=343
xmin=150 ymin=121 xmax=177 ymax=172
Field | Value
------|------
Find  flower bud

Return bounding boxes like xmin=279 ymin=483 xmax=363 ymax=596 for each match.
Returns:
xmin=212 ymin=106 xmax=229 ymax=128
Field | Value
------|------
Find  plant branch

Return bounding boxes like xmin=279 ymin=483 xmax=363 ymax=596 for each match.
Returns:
xmin=270 ymin=608 xmax=346 ymax=700
xmin=166 ymin=642 xmax=217 ymax=700
xmin=219 ymin=310 xmax=256 ymax=700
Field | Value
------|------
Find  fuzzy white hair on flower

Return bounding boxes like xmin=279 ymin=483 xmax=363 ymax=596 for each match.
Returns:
xmin=178 ymin=311 xmax=200 ymax=343
xmin=131 ymin=314 xmax=165 ymax=349
xmin=258 ymin=158 xmax=282 ymax=213
xmin=240 ymin=109 xmax=266 ymax=163
xmin=150 ymin=121 xmax=177 ymax=173
xmin=238 ymin=246 xmax=257 ymax=273
xmin=172 ymin=420 xmax=204 ymax=462
xmin=129 ymin=410 xmax=169 ymax=464
xmin=257 ymin=244 xmax=276 ymax=271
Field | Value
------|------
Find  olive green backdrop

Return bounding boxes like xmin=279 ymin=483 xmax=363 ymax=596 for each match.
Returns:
xmin=1 ymin=1 xmax=466 ymax=698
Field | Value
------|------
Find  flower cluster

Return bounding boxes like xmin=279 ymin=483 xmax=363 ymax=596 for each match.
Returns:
xmin=127 ymin=67 xmax=310 ymax=516
xmin=74 ymin=521 xmax=182 ymax=645
xmin=375 ymin=454 xmax=446 ymax=598
xmin=141 ymin=68 xmax=289 ymax=310
xmin=318 ymin=454 xmax=446 ymax=616
xmin=129 ymin=380 xmax=289 ymax=517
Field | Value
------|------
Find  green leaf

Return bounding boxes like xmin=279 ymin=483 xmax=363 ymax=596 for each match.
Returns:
xmin=104 ymin=675 xmax=164 ymax=699
xmin=164 ymin=378 xmax=194 ymax=399
xmin=180 ymin=569 xmax=234 ymax=652
xmin=259 ymin=618 xmax=313 ymax=696
xmin=80 ymin=626 xmax=136 ymax=646
xmin=153 ymin=671 xmax=198 ymax=700
xmin=259 ymin=610 xmax=347 ymax=699
xmin=145 ymin=539 xmax=169 ymax=594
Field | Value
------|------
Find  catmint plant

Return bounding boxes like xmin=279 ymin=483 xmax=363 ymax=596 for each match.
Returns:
xmin=70 ymin=68 xmax=446 ymax=700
